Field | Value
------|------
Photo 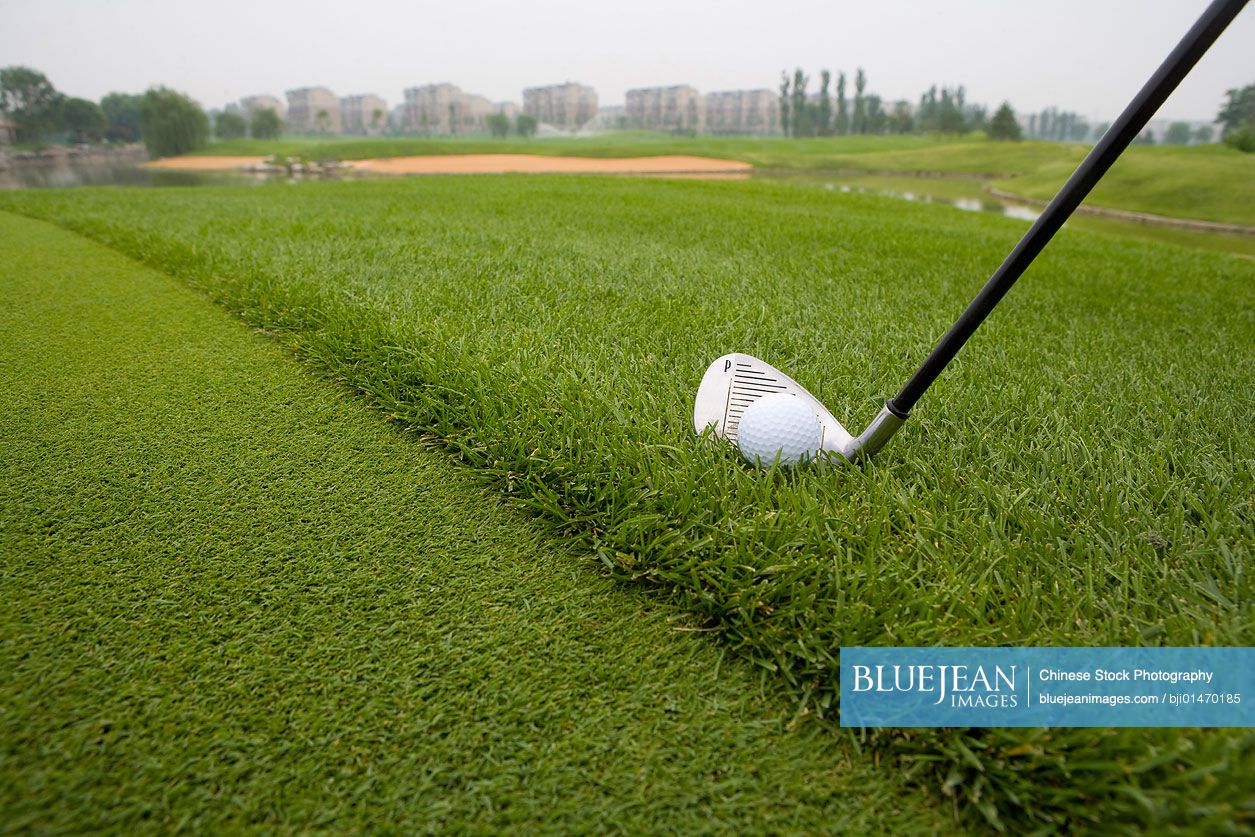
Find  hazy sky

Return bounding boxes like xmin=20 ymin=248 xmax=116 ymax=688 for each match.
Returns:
xmin=1 ymin=0 xmax=1251 ymax=122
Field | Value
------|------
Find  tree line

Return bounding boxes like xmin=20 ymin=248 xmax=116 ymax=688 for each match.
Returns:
xmin=777 ymin=68 xmax=1011 ymax=138
xmin=774 ymin=68 xmax=1253 ymax=151
xmin=1 ymin=65 xmax=282 ymax=157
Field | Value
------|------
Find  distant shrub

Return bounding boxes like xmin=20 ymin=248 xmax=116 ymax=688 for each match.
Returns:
xmin=139 ymin=87 xmax=208 ymax=157
xmin=484 ymin=112 xmax=509 ymax=139
xmin=250 ymin=107 xmax=282 ymax=140
xmin=987 ymin=102 xmax=1022 ymax=142
xmin=1224 ymin=125 xmax=1255 ymax=153
xmin=60 ymin=97 xmax=106 ymax=143
xmin=215 ymin=111 xmax=247 ymax=140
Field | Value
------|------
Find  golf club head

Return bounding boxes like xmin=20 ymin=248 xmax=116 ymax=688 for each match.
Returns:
xmin=693 ymin=353 xmax=857 ymax=460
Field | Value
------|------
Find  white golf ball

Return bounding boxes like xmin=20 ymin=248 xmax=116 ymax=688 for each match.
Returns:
xmin=737 ymin=392 xmax=823 ymax=467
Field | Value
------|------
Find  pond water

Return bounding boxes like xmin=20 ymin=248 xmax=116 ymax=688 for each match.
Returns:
xmin=832 ymin=180 xmax=1040 ymax=222
xmin=0 ymin=160 xmax=268 ymax=190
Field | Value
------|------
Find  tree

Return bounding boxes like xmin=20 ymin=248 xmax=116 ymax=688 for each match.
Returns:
xmin=834 ymin=71 xmax=848 ymax=135
xmin=0 ymin=66 xmax=62 ymax=144
xmin=778 ymin=71 xmax=790 ymax=137
xmin=1193 ymin=124 xmax=1214 ymax=144
xmin=101 ymin=92 xmax=142 ymax=142
xmin=250 ymin=107 xmax=281 ymax=139
xmin=214 ymin=110 xmax=247 ymax=140
xmin=1163 ymin=121 xmax=1193 ymax=145
xmin=888 ymin=100 xmax=914 ymax=134
xmin=817 ymin=70 xmax=832 ymax=136
xmin=60 ymin=97 xmax=106 ymax=143
xmin=864 ymin=95 xmax=886 ymax=134
xmin=791 ymin=69 xmax=809 ymax=137
xmin=987 ymin=102 xmax=1022 ymax=141
xmin=938 ymin=88 xmax=965 ymax=133
xmin=371 ymin=108 xmax=384 ymax=133
xmin=486 ymin=112 xmax=510 ymax=139
xmin=852 ymin=68 xmax=866 ymax=134
xmin=315 ymin=108 xmax=331 ymax=133
xmin=515 ymin=113 xmax=537 ymax=138
xmin=138 ymin=86 xmax=208 ymax=157
xmin=1217 ymin=83 xmax=1254 ymax=136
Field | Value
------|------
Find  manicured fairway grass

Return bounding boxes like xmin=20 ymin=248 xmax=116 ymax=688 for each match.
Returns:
xmin=0 ymin=212 xmax=956 ymax=833
xmin=3 ymin=176 xmax=1252 ymax=832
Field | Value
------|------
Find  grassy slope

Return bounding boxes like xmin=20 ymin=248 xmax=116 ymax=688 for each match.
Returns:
xmin=997 ymin=144 xmax=1255 ymax=226
xmin=777 ymin=174 xmax=1255 ymax=258
xmin=0 ymin=212 xmax=956 ymax=834
xmin=196 ymin=133 xmax=1254 ymax=226
xmin=3 ymin=179 xmax=1252 ymax=832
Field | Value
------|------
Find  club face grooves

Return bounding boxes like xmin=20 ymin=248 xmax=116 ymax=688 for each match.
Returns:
xmin=694 ymin=353 xmax=857 ymax=459
xmin=724 ymin=362 xmax=791 ymax=443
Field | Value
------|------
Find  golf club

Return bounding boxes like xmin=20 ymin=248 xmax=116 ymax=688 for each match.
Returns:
xmin=694 ymin=0 xmax=1247 ymax=464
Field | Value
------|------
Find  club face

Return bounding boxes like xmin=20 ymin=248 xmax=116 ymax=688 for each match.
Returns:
xmin=693 ymin=353 xmax=856 ymax=457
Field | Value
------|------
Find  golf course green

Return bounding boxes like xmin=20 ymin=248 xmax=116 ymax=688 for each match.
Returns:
xmin=2 ymin=168 xmax=1251 ymax=831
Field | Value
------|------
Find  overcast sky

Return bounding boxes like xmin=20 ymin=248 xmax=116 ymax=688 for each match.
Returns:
xmin=1 ymin=0 xmax=1251 ymax=122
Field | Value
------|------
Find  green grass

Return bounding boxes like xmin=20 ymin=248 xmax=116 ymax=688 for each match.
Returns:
xmin=0 ymin=211 xmax=957 ymax=833
xmin=199 ymin=131 xmax=958 ymax=168
xmin=779 ymin=173 xmax=1255 ymax=258
xmin=194 ymin=132 xmax=1255 ymax=227
xmin=3 ymin=177 xmax=1252 ymax=833
xmin=997 ymin=144 xmax=1255 ymax=226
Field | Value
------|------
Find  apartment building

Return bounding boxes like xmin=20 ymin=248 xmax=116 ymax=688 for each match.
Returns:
xmin=522 ymin=82 xmax=598 ymax=130
xmin=286 ymin=87 xmax=341 ymax=133
xmin=401 ymin=83 xmax=504 ymax=134
xmin=703 ymin=89 xmax=780 ymax=135
xmin=625 ymin=85 xmax=704 ymax=132
xmin=239 ymin=94 xmax=286 ymax=121
xmin=341 ymin=94 xmax=388 ymax=135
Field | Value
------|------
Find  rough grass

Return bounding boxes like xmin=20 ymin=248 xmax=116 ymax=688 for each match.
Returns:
xmin=2 ymin=177 xmax=1252 ymax=833
xmin=0 ymin=211 xmax=957 ymax=834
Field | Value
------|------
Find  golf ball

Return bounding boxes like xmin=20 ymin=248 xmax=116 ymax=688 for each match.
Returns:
xmin=737 ymin=392 xmax=823 ymax=467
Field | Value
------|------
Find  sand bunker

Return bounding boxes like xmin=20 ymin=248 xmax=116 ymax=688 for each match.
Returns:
xmin=145 ymin=154 xmax=751 ymax=176
xmin=351 ymin=154 xmax=751 ymax=175
xmin=144 ymin=156 xmax=269 ymax=171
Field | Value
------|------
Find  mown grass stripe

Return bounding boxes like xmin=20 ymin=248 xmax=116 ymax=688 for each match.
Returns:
xmin=0 ymin=211 xmax=956 ymax=834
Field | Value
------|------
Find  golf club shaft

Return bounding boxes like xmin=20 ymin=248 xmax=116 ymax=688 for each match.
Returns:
xmin=887 ymin=0 xmax=1247 ymax=418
